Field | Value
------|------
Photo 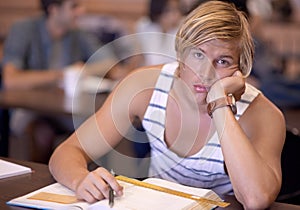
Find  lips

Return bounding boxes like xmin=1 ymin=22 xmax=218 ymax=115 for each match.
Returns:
xmin=193 ymin=84 xmax=209 ymax=93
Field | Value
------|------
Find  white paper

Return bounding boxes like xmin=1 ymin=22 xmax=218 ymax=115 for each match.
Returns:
xmin=0 ymin=159 xmax=32 ymax=179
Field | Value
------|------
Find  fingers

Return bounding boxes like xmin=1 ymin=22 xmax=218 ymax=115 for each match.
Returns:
xmin=231 ymin=70 xmax=245 ymax=101
xmin=227 ymin=64 xmax=239 ymax=72
xmin=233 ymin=70 xmax=242 ymax=77
xmin=207 ymin=70 xmax=245 ymax=102
xmin=77 ymin=180 xmax=106 ymax=203
xmin=75 ymin=167 xmax=123 ymax=203
xmin=100 ymin=170 xmax=123 ymax=197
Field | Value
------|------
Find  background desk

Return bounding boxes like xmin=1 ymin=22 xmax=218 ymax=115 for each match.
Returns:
xmin=0 ymin=158 xmax=55 ymax=210
xmin=0 ymin=88 xmax=108 ymax=156
xmin=0 ymin=88 xmax=107 ymax=116
xmin=0 ymin=158 xmax=299 ymax=210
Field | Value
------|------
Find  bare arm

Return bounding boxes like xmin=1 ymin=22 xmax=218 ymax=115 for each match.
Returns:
xmin=208 ymin=74 xmax=285 ymax=209
xmin=49 ymin=66 xmax=161 ymax=202
xmin=49 ymin=90 xmax=127 ymax=202
xmin=228 ymin=96 xmax=284 ymax=209
xmin=3 ymin=63 xmax=63 ymax=90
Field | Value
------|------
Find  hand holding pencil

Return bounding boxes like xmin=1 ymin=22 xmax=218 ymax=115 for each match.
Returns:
xmin=73 ymin=167 xmax=123 ymax=203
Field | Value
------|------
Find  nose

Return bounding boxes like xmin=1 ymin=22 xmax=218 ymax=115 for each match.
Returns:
xmin=193 ymin=61 xmax=216 ymax=85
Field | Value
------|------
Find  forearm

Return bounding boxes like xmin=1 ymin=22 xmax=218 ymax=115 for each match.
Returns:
xmin=49 ymin=141 xmax=90 ymax=192
xmin=212 ymin=108 xmax=280 ymax=209
xmin=83 ymin=59 xmax=118 ymax=77
xmin=3 ymin=64 xmax=62 ymax=90
xmin=49 ymin=124 xmax=124 ymax=202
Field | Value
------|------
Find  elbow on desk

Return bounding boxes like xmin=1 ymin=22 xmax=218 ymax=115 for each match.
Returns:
xmin=238 ymin=188 xmax=279 ymax=210
xmin=48 ymin=145 xmax=67 ymax=183
xmin=48 ymin=152 xmax=58 ymax=180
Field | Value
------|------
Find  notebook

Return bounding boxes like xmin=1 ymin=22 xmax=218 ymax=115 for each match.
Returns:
xmin=0 ymin=159 xmax=32 ymax=179
xmin=7 ymin=176 xmax=228 ymax=210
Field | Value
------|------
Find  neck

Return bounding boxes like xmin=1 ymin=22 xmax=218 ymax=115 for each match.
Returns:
xmin=46 ymin=17 xmax=66 ymax=39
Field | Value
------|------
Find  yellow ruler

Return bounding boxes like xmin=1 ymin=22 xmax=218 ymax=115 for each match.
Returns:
xmin=116 ymin=175 xmax=230 ymax=208
xmin=28 ymin=192 xmax=78 ymax=204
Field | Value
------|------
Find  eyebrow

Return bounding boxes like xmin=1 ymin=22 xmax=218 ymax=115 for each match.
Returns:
xmin=218 ymin=55 xmax=234 ymax=60
xmin=191 ymin=47 xmax=204 ymax=52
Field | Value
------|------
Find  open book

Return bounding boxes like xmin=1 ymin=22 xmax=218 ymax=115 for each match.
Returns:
xmin=7 ymin=176 xmax=228 ymax=210
xmin=0 ymin=159 xmax=32 ymax=179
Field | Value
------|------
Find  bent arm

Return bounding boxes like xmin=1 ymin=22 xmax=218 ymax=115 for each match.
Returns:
xmin=49 ymin=67 xmax=159 ymax=202
xmin=212 ymin=95 xmax=285 ymax=209
xmin=49 ymin=91 xmax=127 ymax=201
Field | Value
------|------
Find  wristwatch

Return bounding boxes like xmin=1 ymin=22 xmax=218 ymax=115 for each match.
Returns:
xmin=207 ymin=93 xmax=237 ymax=118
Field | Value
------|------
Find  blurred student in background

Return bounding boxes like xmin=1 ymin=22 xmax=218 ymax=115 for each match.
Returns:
xmin=135 ymin=0 xmax=183 ymax=66
xmin=247 ymin=0 xmax=300 ymax=109
xmin=2 ymin=0 xmax=124 ymax=163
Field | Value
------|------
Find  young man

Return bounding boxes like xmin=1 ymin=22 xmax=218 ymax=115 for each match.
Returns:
xmin=49 ymin=1 xmax=285 ymax=209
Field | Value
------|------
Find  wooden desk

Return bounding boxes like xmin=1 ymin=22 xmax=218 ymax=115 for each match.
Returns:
xmin=0 ymin=88 xmax=108 ymax=156
xmin=0 ymin=88 xmax=108 ymax=116
xmin=0 ymin=158 xmax=55 ymax=210
xmin=0 ymin=158 xmax=299 ymax=210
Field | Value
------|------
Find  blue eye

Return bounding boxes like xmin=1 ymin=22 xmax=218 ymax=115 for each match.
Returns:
xmin=217 ymin=59 xmax=230 ymax=66
xmin=194 ymin=52 xmax=204 ymax=59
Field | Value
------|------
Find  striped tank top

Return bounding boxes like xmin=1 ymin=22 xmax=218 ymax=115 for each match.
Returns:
xmin=142 ymin=62 xmax=261 ymax=195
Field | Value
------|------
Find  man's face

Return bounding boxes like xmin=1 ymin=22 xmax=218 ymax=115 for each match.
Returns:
xmin=179 ymin=39 xmax=240 ymax=105
xmin=53 ymin=0 xmax=85 ymax=30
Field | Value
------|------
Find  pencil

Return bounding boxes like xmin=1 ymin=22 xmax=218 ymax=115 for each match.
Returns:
xmin=109 ymin=169 xmax=115 ymax=208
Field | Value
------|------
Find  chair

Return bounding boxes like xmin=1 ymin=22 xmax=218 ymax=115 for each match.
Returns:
xmin=0 ymin=63 xmax=10 ymax=156
xmin=276 ymin=128 xmax=300 ymax=205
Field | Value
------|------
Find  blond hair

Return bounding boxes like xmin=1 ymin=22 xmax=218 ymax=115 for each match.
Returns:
xmin=175 ymin=1 xmax=254 ymax=77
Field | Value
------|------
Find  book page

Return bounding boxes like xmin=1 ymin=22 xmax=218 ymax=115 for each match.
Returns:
xmin=0 ymin=159 xmax=32 ymax=179
xmin=88 ymin=178 xmax=219 ymax=210
xmin=7 ymin=183 xmax=89 ymax=210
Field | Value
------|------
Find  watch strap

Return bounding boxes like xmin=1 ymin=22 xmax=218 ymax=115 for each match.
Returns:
xmin=207 ymin=94 xmax=237 ymax=118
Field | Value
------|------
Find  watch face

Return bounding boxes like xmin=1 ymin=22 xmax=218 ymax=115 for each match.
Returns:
xmin=231 ymin=104 xmax=237 ymax=115
xmin=228 ymin=94 xmax=237 ymax=115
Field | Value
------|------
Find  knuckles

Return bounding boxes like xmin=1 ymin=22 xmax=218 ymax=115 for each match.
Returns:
xmin=75 ymin=167 xmax=111 ymax=202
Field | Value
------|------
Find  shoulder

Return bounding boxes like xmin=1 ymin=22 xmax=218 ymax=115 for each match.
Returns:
xmin=10 ymin=17 xmax=41 ymax=33
xmin=245 ymin=83 xmax=283 ymax=120
xmin=6 ymin=17 xmax=42 ymax=45
xmin=3 ymin=17 xmax=42 ymax=58
xmin=114 ymin=64 xmax=163 ymax=94
xmin=109 ymin=64 xmax=164 ymax=117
